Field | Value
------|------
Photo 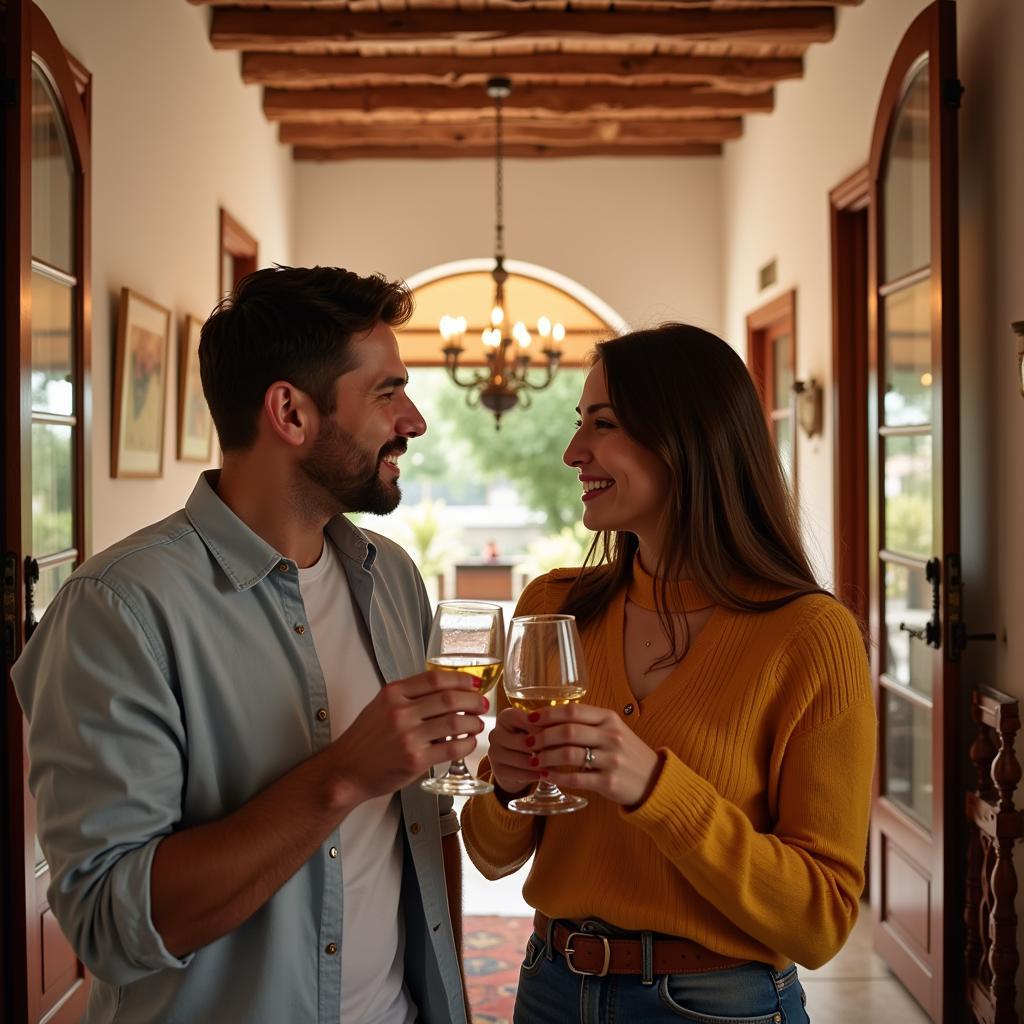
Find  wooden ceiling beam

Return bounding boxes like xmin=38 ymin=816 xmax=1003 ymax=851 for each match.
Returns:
xmin=263 ymin=85 xmax=774 ymax=122
xmin=198 ymin=0 xmax=861 ymax=6
xmin=242 ymin=52 xmax=805 ymax=89
xmin=211 ymin=9 xmax=836 ymax=50
xmin=279 ymin=118 xmax=743 ymax=147
xmin=293 ymin=142 xmax=724 ymax=160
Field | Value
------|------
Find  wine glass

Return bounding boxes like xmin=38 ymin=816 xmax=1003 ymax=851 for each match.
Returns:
xmin=420 ymin=600 xmax=504 ymax=797
xmin=503 ymin=613 xmax=588 ymax=815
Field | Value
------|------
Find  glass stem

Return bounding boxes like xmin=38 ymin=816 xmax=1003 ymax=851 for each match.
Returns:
xmin=445 ymin=758 xmax=472 ymax=779
xmin=533 ymin=780 xmax=562 ymax=798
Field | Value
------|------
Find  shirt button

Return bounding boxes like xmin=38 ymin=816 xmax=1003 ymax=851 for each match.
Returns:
xmin=325 ymin=942 xmax=337 ymax=956
xmin=410 ymin=822 xmax=422 ymax=835
xmin=329 ymin=847 xmax=338 ymax=859
xmin=277 ymin=561 xmax=289 ymax=572
xmin=316 ymin=708 xmax=328 ymax=722
xmin=295 ymin=624 xmax=306 ymax=635
xmin=623 ymin=703 xmax=634 ymax=716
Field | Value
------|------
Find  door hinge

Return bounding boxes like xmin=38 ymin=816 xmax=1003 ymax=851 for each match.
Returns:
xmin=942 ymin=77 xmax=965 ymax=109
xmin=3 ymin=553 xmax=18 ymax=663
xmin=946 ymin=552 xmax=997 ymax=661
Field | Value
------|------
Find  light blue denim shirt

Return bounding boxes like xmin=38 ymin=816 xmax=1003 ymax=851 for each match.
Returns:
xmin=13 ymin=472 xmax=467 ymax=1024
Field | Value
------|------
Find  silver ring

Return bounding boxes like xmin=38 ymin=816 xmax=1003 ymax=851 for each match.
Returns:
xmin=583 ymin=746 xmax=596 ymax=771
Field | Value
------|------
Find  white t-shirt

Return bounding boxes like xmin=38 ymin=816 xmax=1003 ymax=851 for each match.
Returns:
xmin=298 ymin=540 xmax=416 ymax=1024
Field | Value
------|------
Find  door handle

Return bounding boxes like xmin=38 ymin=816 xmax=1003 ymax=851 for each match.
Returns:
xmin=898 ymin=556 xmax=941 ymax=650
xmin=24 ymin=556 xmax=39 ymax=642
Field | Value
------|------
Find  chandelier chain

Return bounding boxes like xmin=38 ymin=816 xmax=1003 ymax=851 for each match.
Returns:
xmin=494 ymin=89 xmax=504 ymax=260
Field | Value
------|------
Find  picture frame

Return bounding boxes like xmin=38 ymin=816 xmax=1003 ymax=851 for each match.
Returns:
xmin=177 ymin=314 xmax=215 ymax=462
xmin=111 ymin=288 xmax=171 ymax=478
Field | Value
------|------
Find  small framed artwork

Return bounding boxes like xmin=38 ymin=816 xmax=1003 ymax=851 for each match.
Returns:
xmin=112 ymin=288 xmax=171 ymax=478
xmin=177 ymin=315 xmax=214 ymax=462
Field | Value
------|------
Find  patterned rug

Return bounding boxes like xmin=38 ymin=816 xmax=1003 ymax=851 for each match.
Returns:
xmin=464 ymin=915 xmax=534 ymax=1024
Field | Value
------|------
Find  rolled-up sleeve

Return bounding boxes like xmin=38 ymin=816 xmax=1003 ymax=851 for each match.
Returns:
xmin=13 ymin=577 xmax=192 ymax=983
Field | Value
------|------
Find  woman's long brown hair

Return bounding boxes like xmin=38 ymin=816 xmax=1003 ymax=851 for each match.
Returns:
xmin=561 ymin=323 xmax=829 ymax=667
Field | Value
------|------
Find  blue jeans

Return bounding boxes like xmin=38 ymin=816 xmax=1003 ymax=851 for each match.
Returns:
xmin=513 ymin=923 xmax=811 ymax=1024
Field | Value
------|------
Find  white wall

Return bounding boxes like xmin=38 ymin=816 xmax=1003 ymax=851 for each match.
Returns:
xmin=292 ymin=156 xmax=723 ymax=338
xmin=36 ymin=0 xmax=294 ymax=553
xmin=721 ymin=0 xmax=933 ymax=580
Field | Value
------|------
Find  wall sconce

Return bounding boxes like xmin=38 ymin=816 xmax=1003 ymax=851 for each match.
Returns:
xmin=1013 ymin=321 xmax=1024 ymax=397
xmin=793 ymin=379 xmax=824 ymax=438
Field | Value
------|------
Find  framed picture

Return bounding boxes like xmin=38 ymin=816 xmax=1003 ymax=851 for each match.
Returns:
xmin=111 ymin=288 xmax=171 ymax=478
xmin=177 ymin=315 xmax=214 ymax=462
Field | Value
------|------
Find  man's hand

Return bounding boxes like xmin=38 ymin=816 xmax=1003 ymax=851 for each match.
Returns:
xmin=328 ymin=670 xmax=489 ymax=809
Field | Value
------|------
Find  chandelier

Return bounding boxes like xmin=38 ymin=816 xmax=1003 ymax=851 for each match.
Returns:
xmin=439 ymin=77 xmax=564 ymax=430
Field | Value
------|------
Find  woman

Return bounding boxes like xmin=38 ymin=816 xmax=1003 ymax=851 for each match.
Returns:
xmin=461 ymin=324 xmax=875 ymax=1023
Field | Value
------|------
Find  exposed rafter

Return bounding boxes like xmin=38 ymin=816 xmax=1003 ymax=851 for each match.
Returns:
xmin=264 ymin=85 xmax=774 ymax=122
xmin=186 ymin=1 xmax=863 ymax=160
xmin=241 ymin=52 xmax=805 ymax=91
xmin=294 ymin=143 xmax=724 ymax=160
xmin=280 ymin=118 xmax=743 ymax=147
xmin=210 ymin=9 xmax=837 ymax=51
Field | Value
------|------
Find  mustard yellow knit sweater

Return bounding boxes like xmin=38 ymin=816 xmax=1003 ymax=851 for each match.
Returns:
xmin=460 ymin=565 xmax=876 ymax=970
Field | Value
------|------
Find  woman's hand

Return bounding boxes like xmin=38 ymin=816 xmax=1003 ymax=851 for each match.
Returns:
xmin=528 ymin=703 xmax=662 ymax=808
xmin=485 ymin=707 xmax=542 ymax=797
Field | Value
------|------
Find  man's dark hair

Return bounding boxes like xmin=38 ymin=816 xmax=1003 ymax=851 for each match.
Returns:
xmin=199 ymin=265 xmax=414 ymax=451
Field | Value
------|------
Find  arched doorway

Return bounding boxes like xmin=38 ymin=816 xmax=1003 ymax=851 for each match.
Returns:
xmin=400 ymin=258 xmax=628 ymax=368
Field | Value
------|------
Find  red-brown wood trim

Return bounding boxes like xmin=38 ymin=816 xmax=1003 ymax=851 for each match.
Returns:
xmin=219 ymin=207 xmax=259 ymax=299
xmin=829 ymin=165 xmax=869 ymax=624
xmin=3 ymin=4 xmax=33 ymax=1017
xmin=745 ymin=289 xmax=797 ymax=495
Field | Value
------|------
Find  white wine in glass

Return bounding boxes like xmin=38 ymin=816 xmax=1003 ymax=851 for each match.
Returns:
xmin=421 ymin=601 xmax=504 ymax=797
xmin=504 ymin=614 xmax=588 ymax=815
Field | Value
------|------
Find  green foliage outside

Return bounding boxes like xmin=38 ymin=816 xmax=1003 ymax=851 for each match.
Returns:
xmin=425 ymin=367 xmax=586 ymax=530
xmin=514 ymin=522 xmax=594 ymax=579
xmin=382 ymin=498 xmax=463 ymax=580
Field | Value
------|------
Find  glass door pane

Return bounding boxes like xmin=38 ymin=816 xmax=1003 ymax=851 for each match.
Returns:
xmin=882 ymin=689 xmax=933 ymax=829
xmin=883 ymin=62 xmax=930 ymax=282
xmin=29 ymin=60 xmax=80 ymax=882
xmin=31 ymin=66 xmax=74 ymax=273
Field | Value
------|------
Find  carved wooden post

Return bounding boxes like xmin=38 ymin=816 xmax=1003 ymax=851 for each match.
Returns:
xmin=965 ymin=687 xmax=1022 ymax=1024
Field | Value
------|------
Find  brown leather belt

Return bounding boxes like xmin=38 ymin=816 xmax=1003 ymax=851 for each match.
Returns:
xmin=534 ymin=911 xmax=748 ymax=977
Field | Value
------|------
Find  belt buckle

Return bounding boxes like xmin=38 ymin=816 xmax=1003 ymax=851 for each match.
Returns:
xmin=564 ymin=931 xmax=611 ymax=977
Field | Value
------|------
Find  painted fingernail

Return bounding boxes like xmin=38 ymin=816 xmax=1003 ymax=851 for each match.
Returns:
xmin=471 ymin=677 xmax=482 ymax=689
xmin=524 ymin=736 xmax=536 ymax=748
xmin=529 ymin=755 xmax=540 ymax=767
xmin=481 ymin=697 xmax=490 ymax=711
xmin=528 ymin=712 xmax=540 ymax=723
xmin=540 ymin=770 xmax=549 ymax=778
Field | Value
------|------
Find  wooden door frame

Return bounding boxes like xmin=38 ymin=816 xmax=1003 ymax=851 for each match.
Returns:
xmin=830 ymin=166 xmax=870 ymax=624
xmin=219 ymin=207 xmax=258 ymax=299
xmin=746 ymin=289 xmax=798 ymax=491
xmin=866 ymin=3 xmax=962 ymax=1019
xmin=3 ymin=3 xmax=92 ymax=1020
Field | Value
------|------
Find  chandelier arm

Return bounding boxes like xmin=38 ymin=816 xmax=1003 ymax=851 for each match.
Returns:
xmin=519 ymin=365 xmax=556 ymax=392
xmin=445 ymin=364 xmax=491 ymax=390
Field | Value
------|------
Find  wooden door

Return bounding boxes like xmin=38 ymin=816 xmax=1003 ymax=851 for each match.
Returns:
xmin=3 ymin=3 xmax=91 ymax=1020
xmin=746 ymin=290 xmax=797 ymax=491
xmin=866 ymin=3 xmax=963 ymax=1019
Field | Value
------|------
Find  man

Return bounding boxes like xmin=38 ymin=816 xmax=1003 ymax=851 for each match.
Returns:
xmin=13 ymin=266 xmax=485 ymax=1023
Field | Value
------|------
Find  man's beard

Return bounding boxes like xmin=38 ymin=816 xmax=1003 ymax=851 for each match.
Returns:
xmin=298 ymin=418 xmax=403 ymax=516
